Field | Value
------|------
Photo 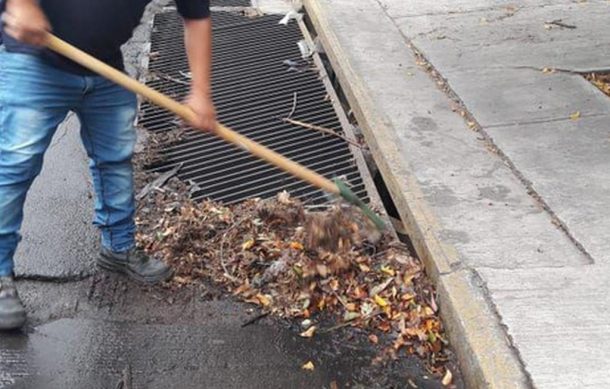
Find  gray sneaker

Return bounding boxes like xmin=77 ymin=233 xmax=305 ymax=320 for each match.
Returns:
xmin=0 ymin=276 xmax=26 ymax=330
xmin=98 ymin=247 xmax=173 ymax=284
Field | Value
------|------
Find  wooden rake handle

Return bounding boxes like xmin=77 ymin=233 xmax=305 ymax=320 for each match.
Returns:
xmin=45 ymin=34 xmax=340 ymax=195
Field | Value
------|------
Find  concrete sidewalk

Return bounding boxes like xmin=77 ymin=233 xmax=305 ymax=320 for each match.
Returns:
xmin=305 ymin=0 xmax=610 ymax=387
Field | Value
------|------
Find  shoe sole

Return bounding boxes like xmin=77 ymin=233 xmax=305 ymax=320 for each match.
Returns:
xmin=97 ymin=254 xmax=173 ymax=285
xmin=0 ymin=312 xmax=26 ymax=330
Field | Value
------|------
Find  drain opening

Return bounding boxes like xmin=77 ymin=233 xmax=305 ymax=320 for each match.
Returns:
xmin=302 ymin=13 xmax=403 ymax=224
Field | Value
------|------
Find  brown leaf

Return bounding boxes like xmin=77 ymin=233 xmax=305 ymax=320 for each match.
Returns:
xmin=256 ymin=293 xmax=272 ymax=307
xmin=299 ymin=326 xmax=317 ymax=338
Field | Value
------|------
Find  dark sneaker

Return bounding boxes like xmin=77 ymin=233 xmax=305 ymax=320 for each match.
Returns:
xmin=0 ymin=276 xmax=26 ymax=330
xmin=98 ymin=247 xmax=173 ymax=284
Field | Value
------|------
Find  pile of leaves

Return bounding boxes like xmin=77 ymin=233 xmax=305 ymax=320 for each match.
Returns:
xmin=135 ymin=177 xmax=451 ymax=375
xmin=586 ymin=73 xmax=610 ymax=97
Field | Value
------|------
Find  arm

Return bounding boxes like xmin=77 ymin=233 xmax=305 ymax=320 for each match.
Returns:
xmin=1 ymin=0 xmax=50 ymax=45
xmin=183 ymin=17 xmax=216 ymax=132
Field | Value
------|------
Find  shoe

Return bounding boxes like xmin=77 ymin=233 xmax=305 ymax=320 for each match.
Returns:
xmin=98 ymin=247 xmax=173 ymax=285
xmin=0 ymin=276 xmax=26 ymax=330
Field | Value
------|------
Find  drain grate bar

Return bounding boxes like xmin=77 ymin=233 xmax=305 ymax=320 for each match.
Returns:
xmin=140 ymin=10 xmax=370 ymax=205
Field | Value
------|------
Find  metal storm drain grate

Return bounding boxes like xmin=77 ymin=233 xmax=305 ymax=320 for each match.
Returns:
xmin=138 ymin=10 xmax=369 ymax=205
xmin=210 ymin=0 xmax=251 ymax=6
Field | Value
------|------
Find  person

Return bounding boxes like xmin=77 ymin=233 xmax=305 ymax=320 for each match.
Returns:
xmin=0 ymin=0 xmax=216 ymax=330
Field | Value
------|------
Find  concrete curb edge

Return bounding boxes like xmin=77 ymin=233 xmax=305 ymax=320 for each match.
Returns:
xmin=303 ymin=1 xmax=531 ymax=387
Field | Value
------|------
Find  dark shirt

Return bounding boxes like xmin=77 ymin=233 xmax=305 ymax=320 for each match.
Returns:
xmin=0 ymin=0 xmax=209 ymax=74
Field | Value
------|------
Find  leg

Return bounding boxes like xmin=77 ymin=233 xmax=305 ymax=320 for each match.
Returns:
xmin=76 ymin=77 xmax=171 ymax=284
xmin=0 ymin=51 xmax=75 ymax=277
xmin=76 ymin=77 xmax=138 ymax=253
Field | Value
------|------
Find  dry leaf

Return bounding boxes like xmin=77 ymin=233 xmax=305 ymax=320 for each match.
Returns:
xmin=374 ymin=295 xmax=389 ymax=308
xmin=358 ymin=263 xmax=371 ymax=272
xmin=569 ymin=111 xmax=581 ymax=120
xmin=277 ymin=190 xmax=292 ymax=204
xmin=380 ymin=265 xmax=395 ymax=276
xmin=242 ymin=238 xmax=255 ymax=250
xmin=256 ymin=293 xmax=271 ymax=307
xmin=442 ymin=369 xmax=453 ymax=386
xmin=330 ymin=381 xmax=339 ymax=389
xmin=290 ymin=241 xmax=304 ymax=250
xmin=302 ymin=361 xmax=315 ymax=371
xmin=300 ymin=326 xmax=317 ymax=338
xmin=368 ymin=334 xmax=379 ymax=344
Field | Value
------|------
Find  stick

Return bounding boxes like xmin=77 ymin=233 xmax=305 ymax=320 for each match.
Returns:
xmin=545 ymin=19 xmax=576 ymax=29
xmin=151 ymin=71 xmax=190 ymax=86
xmin=44 ymin=34 xmax=340 ymax=196
xmin=283 ymin=118 xmax=362 ymax=148
xmin=286 ymin=92 xmax=298 ymax=120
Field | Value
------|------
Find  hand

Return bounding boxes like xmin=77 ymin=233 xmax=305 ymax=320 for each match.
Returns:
xmin=2 ymin=0 xmax=51 ymax=46
xmin=186 ymin=91 xmax=217 ymax=132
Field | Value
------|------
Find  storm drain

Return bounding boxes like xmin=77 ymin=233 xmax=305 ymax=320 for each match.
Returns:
xmin=138 ymin=10 xmax=370 ymax=205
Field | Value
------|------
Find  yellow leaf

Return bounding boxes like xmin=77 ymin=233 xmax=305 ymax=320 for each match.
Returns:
xmin=380 ymin=265 xmax=395 ymax=276
xmin=358 ymin=264 xmax=371 ymax=273
xmin=570 ymin=111 xmax=581 ymax=120
xmin=242 ymin=238 xmax=255 ymax=250
xmin=290 ymin=241 xmax=304 ymax=250
xmin=256 ymin=293 xmax=271 ymax=307
xmin=302 ymin=361 xmax=315 ymax=371
xmin=374 ymin=295 xmax=389 ymax=308
xmin=442 ymin=369 xmax=453 ymax=386
xmin=299 ymin=326 xmax=317 ymax=338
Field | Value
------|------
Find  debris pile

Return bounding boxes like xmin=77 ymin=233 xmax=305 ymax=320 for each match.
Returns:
xmin=135 ymin=178 xmax=450 ymax=374
xmin=586 ymin=73 xmax=610 ymax=97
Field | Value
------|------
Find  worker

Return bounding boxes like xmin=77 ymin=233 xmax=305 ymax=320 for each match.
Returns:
xmin=0 ymin=0 xmax=215 ymax=330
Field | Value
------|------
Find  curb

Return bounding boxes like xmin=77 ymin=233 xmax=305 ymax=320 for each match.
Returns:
xmin=303 ymin=1 xmax=531 ymax=387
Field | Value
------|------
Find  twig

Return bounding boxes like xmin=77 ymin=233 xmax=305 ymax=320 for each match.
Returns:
xmin=545 ymin=19 xmax=576 ymax=29
xmin=333 ymin=291 xmax=349 ymax=310
xmin=219 ymin=218 xmax=247 ymax=282
xmin=286 ymin=92 xmax=298 ymax=119
xmin=241 ymin=311 xmax=270 ymax=327
xmin=318 ymin=310 xmax=382 ymax=334
xmin=151 ymin=71 xmax=190 ymax=86
xmin=136 ymin=163 xmax=183 ymax=201
xmin=283 ymin=118 xmax=363 ymax=149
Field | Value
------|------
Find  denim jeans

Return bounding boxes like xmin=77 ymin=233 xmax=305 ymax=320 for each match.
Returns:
xmin=0 ymin=48 xmax=138 ymax=276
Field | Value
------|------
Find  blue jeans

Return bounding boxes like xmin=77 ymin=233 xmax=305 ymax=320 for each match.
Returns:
xmin=0 ymin=48 xmax=138 ymax=276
